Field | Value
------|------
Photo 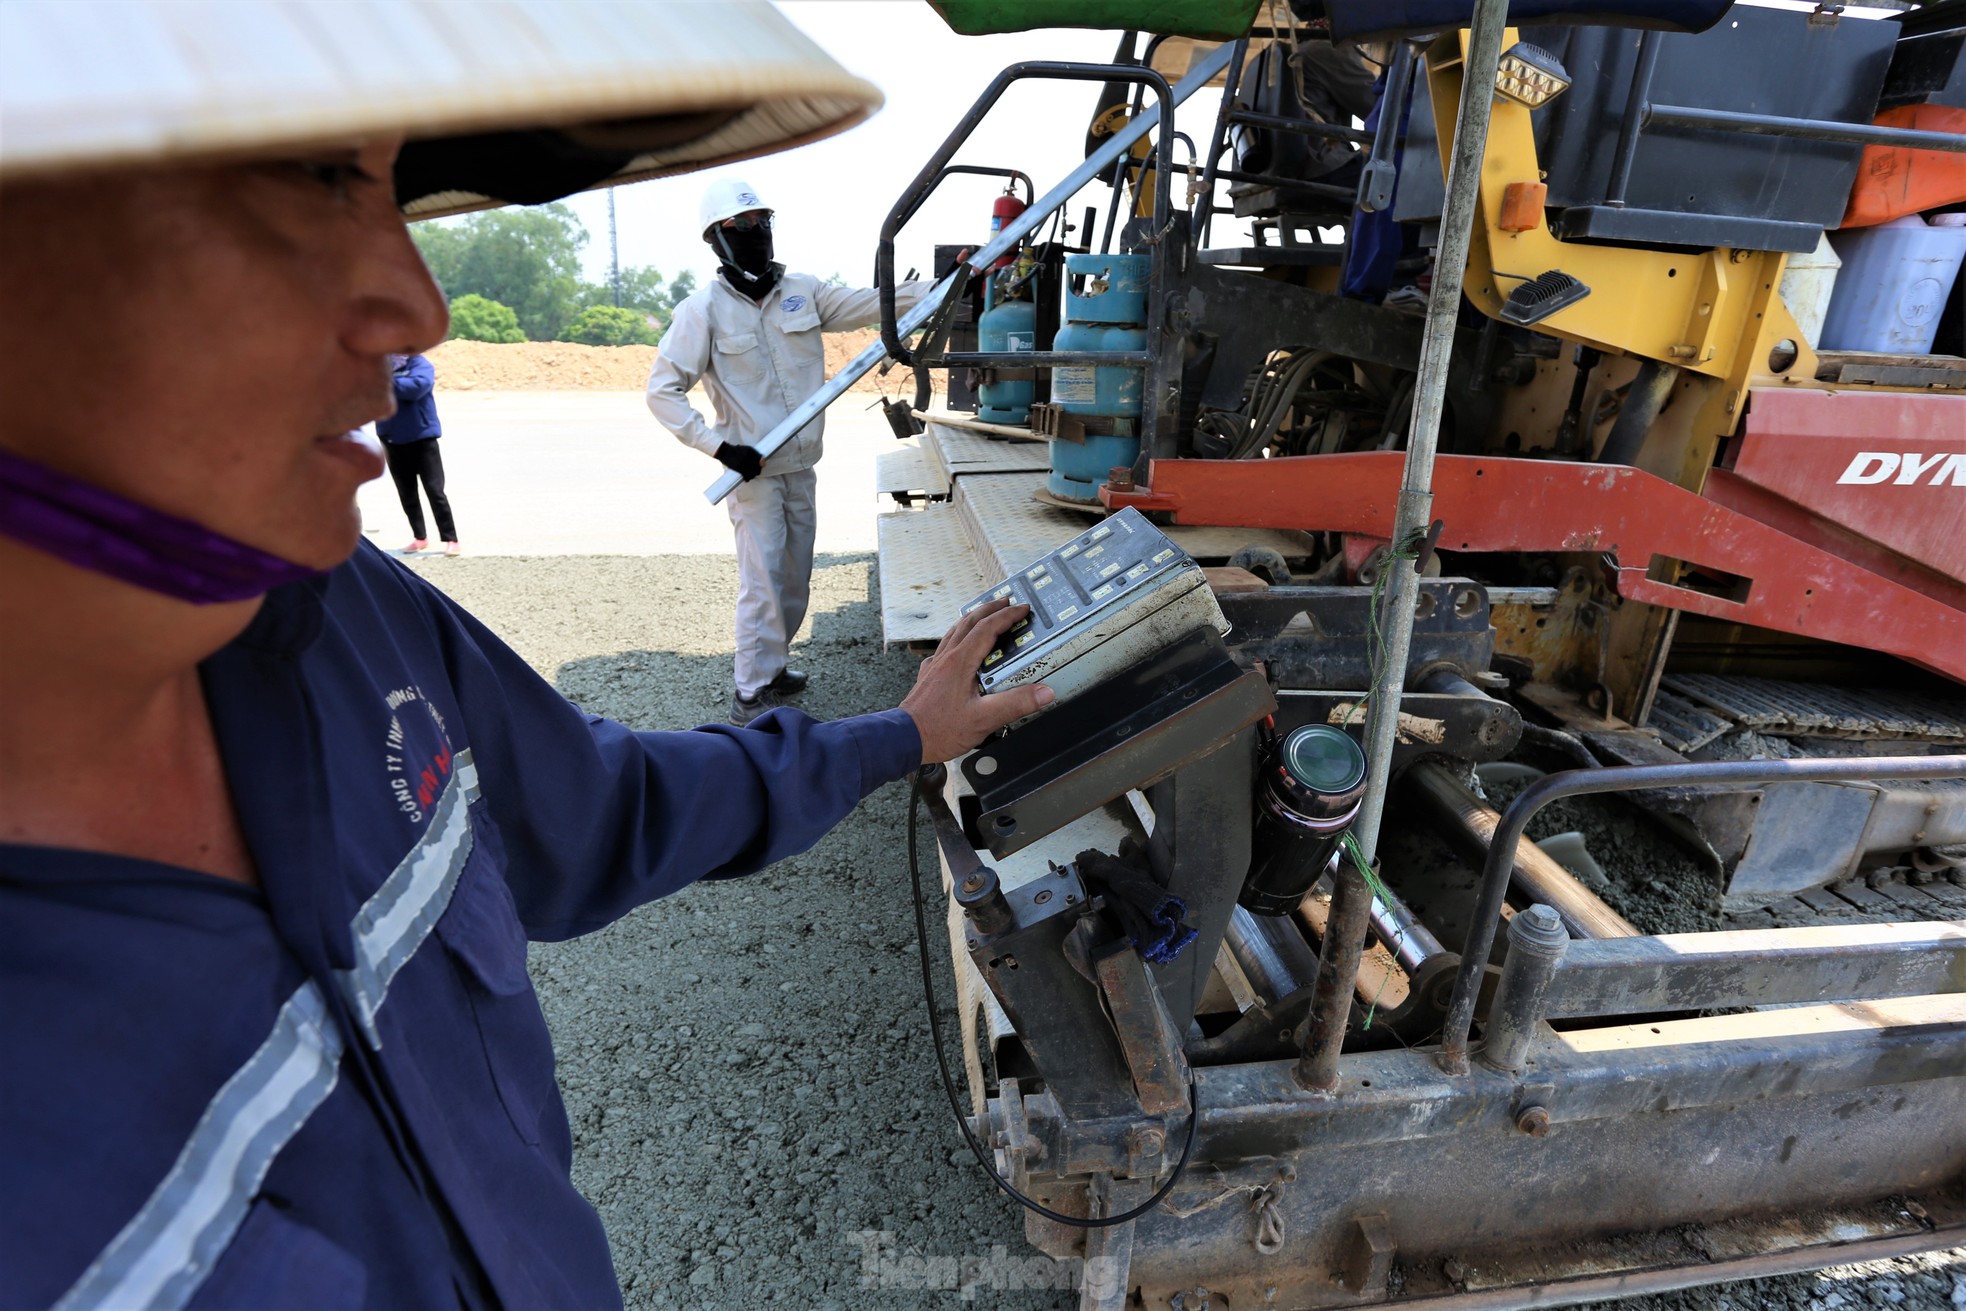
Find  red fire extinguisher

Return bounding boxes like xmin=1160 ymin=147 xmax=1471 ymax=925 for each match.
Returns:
xmin=990 ymin=189 xmax=1027 ymax=270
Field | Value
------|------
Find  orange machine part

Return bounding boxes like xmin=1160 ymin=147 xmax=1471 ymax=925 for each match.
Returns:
xmin=1840 ymin=104 xmax=1966 ymax=229
xmin=1499 ymin=181 xmax=1547 ymax=232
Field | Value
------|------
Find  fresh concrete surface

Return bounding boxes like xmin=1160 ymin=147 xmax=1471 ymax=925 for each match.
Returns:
xmin=358 ymin=392 xmax=897 ymax=558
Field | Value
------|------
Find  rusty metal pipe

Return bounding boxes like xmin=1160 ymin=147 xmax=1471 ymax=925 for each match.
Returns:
xmin=1405 ymin=761 xmax=1640 ymax=941
xmin=1294 ymin=860 xmax=1373 ymax=1091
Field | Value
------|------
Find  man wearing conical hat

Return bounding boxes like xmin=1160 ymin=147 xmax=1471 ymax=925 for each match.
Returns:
xmin=0 ymin=4 xmax=1049 ymax=1306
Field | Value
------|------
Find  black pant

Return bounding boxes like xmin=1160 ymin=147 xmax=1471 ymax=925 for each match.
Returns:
xmin=384 ymin=439 xmax=456 ymax=542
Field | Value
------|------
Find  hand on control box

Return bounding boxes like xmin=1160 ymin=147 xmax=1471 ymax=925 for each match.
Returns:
xmin=901 ymin=598 xmax=1054 ymax=764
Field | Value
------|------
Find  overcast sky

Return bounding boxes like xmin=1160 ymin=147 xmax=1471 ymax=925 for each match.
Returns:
xmin=550 ymin=1 xmax=1230 ymax=292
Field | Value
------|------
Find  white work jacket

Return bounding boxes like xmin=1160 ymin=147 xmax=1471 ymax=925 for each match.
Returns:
xmin=646 ymin=270 xmax=932 ymax=477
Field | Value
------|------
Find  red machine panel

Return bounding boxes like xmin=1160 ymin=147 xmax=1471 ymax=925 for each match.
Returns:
xmin=1730 ymin=388 xmax=1966 ymax=582
xmin=1104 ymin=452 xmax=1966 ymax=683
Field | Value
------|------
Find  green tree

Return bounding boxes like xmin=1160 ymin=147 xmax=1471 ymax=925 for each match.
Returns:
xmin=584 ymin=265 xmax=695 ymax=324
xmin=559 ymin=304 xmax=662 ymax=347
xmin=414 ymin=204 xmax=588 ymax=340
xmin=446 ymin=294 xmax=524 ymax=344
xmin=661 ymin=269 xmax=698 ymax=312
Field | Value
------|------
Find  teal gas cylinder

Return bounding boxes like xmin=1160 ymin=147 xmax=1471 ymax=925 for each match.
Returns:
xmin=976 ymin=270 xmax=1037 ymax=425
xmin=1048 ymin=253 xmax=1149 ymax=502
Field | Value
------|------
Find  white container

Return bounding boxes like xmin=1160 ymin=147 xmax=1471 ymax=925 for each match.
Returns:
xmin=1820 ymin=215 xmax=1966 ymax=355
xmin=1778 ymin=233 xmax=1841 ymax=348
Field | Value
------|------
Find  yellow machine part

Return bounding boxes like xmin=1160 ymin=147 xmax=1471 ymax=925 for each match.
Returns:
xmin=1424 ymin=29 xmax=1825 ymax=428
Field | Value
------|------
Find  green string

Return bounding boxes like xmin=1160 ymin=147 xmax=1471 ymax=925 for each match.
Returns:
xmin=1340 ymin=530 xmax=1426 ymax=733
xmin=1337 ymin=830 xmax=1405 ymax=1030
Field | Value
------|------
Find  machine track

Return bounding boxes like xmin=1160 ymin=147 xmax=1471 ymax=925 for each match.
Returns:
xmin=1728 ymin=868 xmax=1966 ymax=930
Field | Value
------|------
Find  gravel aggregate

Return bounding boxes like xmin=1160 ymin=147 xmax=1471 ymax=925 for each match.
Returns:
xmin=403 ymin=551 xmax=1963 ymax=1311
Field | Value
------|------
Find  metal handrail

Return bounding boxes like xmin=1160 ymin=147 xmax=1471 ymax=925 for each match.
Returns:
xmin=702 ymin=40 xmax=1235 ymax=505
xmin=876 ymin=61 xmax=1179 ymax=368
xmin=1438 ymin=752 xmax=1966 ymax=1074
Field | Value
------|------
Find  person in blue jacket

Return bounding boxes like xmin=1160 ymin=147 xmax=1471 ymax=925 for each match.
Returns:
xmin=0 ymin=9 xmax=1052 ymax=1310
xmin=377 ymin=352 xmax=459 ymax=556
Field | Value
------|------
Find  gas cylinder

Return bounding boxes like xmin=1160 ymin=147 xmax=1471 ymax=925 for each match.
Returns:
xmin=1047 ymin=253 xmax=1149 ymax=502
xmin=976 ymin=261 xmax=1037 ymax=426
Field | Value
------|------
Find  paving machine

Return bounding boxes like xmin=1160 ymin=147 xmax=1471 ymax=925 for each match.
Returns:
xmin=723 ymin=1 xmax=1966 ymax=1305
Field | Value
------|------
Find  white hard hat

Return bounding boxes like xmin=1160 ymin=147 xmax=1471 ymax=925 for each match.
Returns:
xmin=700 ymin=178 xmax=772 ymax=235
xmin=0 ymin=0 xmax=882 ymax=219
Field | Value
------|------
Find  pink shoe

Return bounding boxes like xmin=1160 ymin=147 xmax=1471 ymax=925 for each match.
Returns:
xmin=443 ymin=541 xmax=462 ymax=557
xmin=404 ymin=538 xmax=428 ymax=553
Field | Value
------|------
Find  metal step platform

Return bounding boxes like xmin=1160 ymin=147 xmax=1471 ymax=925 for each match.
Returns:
xmin=875 ymin=442 xmax=948 ymax=503
xmin=876 ymin=507 xmax=988 ymax=646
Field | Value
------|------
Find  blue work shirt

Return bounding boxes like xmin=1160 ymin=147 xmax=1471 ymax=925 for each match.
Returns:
xmin=0 ymin=542 xmax=921 ymax=1310
xmin=376 ymin=354 xmax=440 ymax=444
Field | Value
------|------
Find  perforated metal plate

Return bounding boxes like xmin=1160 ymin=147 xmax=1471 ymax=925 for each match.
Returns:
xmin=956 ymin=469 xmax=1317 ymax=579
xmin=877 ymin=508 xmax=989 ymax=646
xmin=922 ymin=419 xmax=1050 ymax=481
xmin=876 ymin=443 xmax=949 ymax=501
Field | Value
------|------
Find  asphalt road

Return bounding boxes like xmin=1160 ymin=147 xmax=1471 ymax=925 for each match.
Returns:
xmin=356 ymin=392 xmax=895 ymax=558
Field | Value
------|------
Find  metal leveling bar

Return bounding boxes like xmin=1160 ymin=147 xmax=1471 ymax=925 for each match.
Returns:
xmin=703 ymin=40 xmax=1236 ymax=505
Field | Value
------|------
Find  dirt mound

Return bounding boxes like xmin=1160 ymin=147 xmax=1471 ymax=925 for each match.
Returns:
xmin=428 ymin=331 xmax=922 ymax=396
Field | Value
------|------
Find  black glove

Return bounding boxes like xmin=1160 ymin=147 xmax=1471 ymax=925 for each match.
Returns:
xmin=715 ymin=442 xmax=763 ymax=481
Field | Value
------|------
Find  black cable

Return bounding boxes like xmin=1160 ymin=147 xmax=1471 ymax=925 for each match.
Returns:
xmin=907 ymin=783 xmax=1200 ymax=1229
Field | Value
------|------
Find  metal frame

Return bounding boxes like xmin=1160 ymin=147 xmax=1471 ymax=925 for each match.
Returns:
xmin=1440 ymin=753 xmax=1966 ymax=1072
xmin=875 ymin=60 xmax=1180 ymax=368
xmin=702 ymin=41 xmax=1235 ymax=506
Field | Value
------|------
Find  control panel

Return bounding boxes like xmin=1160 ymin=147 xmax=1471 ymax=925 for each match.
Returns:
xmin=959 ymin=507 xmax=1229 ymax=706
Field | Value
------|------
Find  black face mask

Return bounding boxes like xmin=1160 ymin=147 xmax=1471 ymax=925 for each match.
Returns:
xmin=710 ymin=224 xmax=778 ymax=297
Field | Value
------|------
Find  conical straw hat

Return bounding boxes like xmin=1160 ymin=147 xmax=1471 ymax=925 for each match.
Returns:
xmin=0 ymin=0 xmax=882 ymax=217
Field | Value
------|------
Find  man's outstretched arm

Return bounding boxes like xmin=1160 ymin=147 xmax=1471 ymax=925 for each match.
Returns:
xmin=393 ymin=559 xmax=1047 ymax=939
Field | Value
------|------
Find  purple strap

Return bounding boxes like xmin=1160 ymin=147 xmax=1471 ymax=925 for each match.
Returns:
xmin=0 ymin=446 xmax=324 ymax=604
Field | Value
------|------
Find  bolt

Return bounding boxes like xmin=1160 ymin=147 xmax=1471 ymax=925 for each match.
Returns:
xmin=961 ymin=874 xmax=984 ymax=894
xmin=1516 ymin=1104 xmax=1551 ymax=1137
xmin=1126 ymin=1125 xmax=1165 ymax=1156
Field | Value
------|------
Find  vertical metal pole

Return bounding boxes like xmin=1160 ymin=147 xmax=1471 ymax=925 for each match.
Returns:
xmin=1194 ymin=36 xmax=1251 ymax=249
xmin=1604 ymin=31 xmax=1662 ymax=208
xmin=1293 ymin=861 xmax=1372 ymax=1092
xmin=608 ymin=188 xmax=621 ymax=307
xmin=1351 ymin=0 xmax=1514 ymax=864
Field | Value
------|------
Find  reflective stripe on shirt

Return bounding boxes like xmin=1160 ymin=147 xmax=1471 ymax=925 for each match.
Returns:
xmin=52 ymin=983 xmax=345 ymax=1311
xmin=338 ymin=752 xmax=482 ymax=1050
xmin=54 ymin=749 xmax=482 ymax=1310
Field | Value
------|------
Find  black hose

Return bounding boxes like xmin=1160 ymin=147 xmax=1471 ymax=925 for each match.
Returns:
xmin=907 ymin=783 xmax=1199 ymax=1229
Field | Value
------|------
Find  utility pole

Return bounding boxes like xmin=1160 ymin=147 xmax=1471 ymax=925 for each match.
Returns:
xmin=608 ymin=188 xmax=621 ymax=307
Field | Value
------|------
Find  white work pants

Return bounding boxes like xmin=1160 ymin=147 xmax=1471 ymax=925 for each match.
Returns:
xmin=726 ymin=467 xmax=818 ymax=698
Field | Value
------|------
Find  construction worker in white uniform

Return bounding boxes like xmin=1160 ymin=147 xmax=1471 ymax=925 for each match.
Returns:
xmin=647 ymin=178 xmax=931 ymax=726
